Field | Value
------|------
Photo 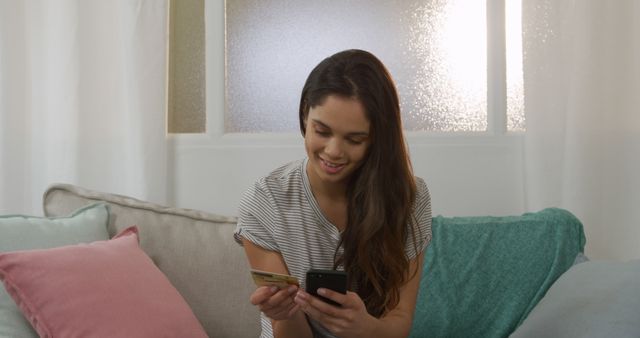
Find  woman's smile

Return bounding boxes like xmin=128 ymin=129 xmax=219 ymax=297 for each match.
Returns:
xmin=319 ymin=157 xmax=346 ymax=174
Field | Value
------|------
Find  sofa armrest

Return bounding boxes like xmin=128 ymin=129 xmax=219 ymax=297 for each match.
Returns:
xmin=510 ymin=260 xmax=640 ymax=337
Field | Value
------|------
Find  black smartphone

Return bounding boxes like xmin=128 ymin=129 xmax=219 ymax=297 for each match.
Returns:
xmin=306 ymin=269 xmax=348 ymax=307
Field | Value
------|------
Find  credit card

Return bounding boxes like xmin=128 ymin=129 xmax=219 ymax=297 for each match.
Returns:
xmin=250 ymin=269 xmax=300 ymax=288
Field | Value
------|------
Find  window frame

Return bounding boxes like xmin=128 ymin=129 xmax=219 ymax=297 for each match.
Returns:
xmin=169 ymin=0 xmax=522 ymax=147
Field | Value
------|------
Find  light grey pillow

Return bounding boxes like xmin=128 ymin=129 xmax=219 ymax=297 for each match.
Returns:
xmin=510 ymin=259 xmax=640 ymax=338
xmin=572 ymin=252 xmax=590 ymax=265
xmin=0 ymin=203 xmax=110 ymax=338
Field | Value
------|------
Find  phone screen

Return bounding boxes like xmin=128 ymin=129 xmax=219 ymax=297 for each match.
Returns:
xmin=306 ymin=269 xmax=347 ymax=306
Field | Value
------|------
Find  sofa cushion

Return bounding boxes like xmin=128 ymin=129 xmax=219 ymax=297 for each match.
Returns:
xmin=43 ymin=183 xmax=260 ymax=337
xmin=0 ymin=203 xmax=110 ymax=338
xmin=410 ymin=208 xmax=586 ymax=338
xmin=0 ymin=226 xmax=207 ymax=338
xmin=510 ymin=259 xmax=640 ymax=338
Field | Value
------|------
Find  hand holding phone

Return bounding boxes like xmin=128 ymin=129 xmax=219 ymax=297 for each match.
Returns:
xmin=306 ymin=269 xmax=347 ymax=306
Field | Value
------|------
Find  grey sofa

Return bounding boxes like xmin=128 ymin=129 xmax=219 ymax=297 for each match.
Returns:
xmin=4 ymin=183 xmax=635 ymax=338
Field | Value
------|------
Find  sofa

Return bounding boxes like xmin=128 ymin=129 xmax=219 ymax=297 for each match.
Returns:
xmin=1 ymin=183 xmax=639 ymax=337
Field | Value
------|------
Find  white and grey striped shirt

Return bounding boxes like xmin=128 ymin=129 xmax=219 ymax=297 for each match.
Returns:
xmin=234 ymin=158 xmax=432 ymax=338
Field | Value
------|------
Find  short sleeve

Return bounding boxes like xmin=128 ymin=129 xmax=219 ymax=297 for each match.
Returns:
xmin=233 ymin=179 xmax=280 ymax=252
xmin=405 ymin=177 xmax=432 ymax=260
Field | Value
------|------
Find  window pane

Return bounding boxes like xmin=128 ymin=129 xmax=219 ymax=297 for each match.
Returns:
xmin=226 ymin=0 xmax=487 ymax=132
xmin=506 ymin=0 xmax=524 ymax=131
xmin=404 ymin=0 xmax=487 ymax=131
xmin=168 ymin=0 xmax=206 ymax=133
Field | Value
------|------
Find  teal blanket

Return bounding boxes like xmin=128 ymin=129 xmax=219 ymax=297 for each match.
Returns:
xmin=410 ymin=208 xmax=586 ymax=338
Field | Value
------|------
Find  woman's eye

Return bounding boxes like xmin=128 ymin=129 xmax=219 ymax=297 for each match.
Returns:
xmin=315 ymin=130 xmax=330 ymax=137
xmin=347 ymin=139 xmax=364 ymax=145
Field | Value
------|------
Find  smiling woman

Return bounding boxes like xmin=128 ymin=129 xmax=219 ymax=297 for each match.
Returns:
xmin=234 ymin=49 xmax=432 ymax=338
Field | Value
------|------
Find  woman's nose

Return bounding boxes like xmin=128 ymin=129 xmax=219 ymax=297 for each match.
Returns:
xmin=324 ymin=138 xmax=343 ymax=158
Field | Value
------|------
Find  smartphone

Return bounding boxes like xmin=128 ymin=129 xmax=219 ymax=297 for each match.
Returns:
xmin=306 ymin=269 xmax=348 ymax=307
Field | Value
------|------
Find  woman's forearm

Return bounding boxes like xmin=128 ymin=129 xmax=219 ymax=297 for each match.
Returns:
xmin=272 ymin=311 xmax=313 ymax=338
xmin=364 ymin=312 xmax=413 ymax=338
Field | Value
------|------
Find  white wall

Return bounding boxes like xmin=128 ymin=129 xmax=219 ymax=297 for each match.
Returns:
xmin=170 ymin=135 xmax=525 ymax=218
xmin=168 ymin=1 xmax=526 ymax=219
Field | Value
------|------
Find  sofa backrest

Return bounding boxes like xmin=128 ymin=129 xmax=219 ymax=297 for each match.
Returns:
xmin=42 ymin=184 xmax=587 ymax=338
xmin=43 ymin=184 xmax=260 ymax=338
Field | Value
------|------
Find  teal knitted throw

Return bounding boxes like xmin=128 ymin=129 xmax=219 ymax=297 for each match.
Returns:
xmin=409 ymin=208 xmax=586 ymax=338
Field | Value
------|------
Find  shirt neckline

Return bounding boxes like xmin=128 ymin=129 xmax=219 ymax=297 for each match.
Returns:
xmin=301 ymin=157 xmax=343 ymax=239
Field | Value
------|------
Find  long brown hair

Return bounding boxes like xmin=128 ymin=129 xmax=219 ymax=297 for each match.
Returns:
xmin=299 ymin=49 xmax=419 ymax=317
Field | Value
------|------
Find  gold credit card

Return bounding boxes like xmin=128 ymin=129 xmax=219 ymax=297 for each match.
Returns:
xmin=250 ymin=269 xmax=300 ymax=288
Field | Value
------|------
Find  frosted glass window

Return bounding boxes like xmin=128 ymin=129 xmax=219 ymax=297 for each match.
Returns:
xmin=225 ymin=0 xmax=523 ymax=133
xmin=506 ymin=0 xmax=524 ymax=132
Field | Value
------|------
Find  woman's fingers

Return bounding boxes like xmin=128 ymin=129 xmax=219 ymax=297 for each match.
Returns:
xmin=261 ymin=289 xmax=294 ymax=311
xmin=252 ymin=285 xmax=299 ymax=320
xmin=250 ymin=286 xmax=277 ymax=305
xmin=294 ymin=290 xmax=342 ymax=320
xmin=268 ymin=299 xmax=298 ymax=319
xmin=295 ymin=290 xmax=371 ymax=336
xmin=316 ymin=288 xmax=348 ymax=306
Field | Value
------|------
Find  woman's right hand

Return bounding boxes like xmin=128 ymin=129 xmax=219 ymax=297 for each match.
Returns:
xmin=250 ymin=285 xmax=300 ymax=321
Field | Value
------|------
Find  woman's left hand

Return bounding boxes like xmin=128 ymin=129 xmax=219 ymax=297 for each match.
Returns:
xmin=294 ymin=288 xmax=375 ymax=338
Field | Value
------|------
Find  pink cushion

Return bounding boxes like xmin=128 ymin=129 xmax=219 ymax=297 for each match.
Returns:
xmin=0 ymin=226 xmax=207 ymax=338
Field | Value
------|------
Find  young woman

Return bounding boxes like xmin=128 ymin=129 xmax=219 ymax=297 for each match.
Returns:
xmin=234 ymin=49 xmax=432 ymax=338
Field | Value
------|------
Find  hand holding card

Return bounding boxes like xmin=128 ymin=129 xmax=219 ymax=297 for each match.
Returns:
xmin=250 ymin=269 xmax=300 ymax=289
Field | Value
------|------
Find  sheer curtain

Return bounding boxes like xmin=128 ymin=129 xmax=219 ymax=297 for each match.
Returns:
xmin=0 ymin=0 xmax=169 ymax=215
xmin=523 ymin=0 xmax=640 ymax=260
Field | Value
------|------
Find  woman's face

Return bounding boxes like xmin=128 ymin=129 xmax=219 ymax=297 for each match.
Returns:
xmin=304 ymin=95 xmax=371 ymax=189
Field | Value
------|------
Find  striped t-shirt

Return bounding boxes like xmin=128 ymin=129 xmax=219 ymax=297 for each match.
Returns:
xmin=234 ymin=158 xmax=432 ymax=338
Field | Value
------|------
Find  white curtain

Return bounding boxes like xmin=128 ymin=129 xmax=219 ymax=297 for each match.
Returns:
xmin=0 ymin=0 xmax=169 ymax=215
xmin=523 ymin=0 xmax=640 ymax=260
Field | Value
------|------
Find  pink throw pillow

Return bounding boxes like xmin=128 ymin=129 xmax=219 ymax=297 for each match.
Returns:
xmin=0 ymin=226 xmax=207 ymax=338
